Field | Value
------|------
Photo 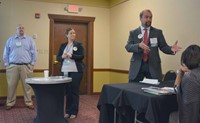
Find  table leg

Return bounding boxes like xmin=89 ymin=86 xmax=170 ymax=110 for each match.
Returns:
xmin=134 ymin=111 xmax=144 ymax=123
xmin=114 ymin=108 xmax=116 ymax=123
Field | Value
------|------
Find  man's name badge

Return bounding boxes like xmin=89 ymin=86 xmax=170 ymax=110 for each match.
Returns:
xmin=150 ymin=38 xmax=158 ymax=47
xmin=16 ymin=42 xmax=22 ymax=47
xmin=138 ymin=34 xmax=143 ymax=39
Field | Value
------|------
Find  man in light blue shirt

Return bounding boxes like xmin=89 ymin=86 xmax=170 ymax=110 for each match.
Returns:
xmin=3 ymin=24 xmax=37 ymax=110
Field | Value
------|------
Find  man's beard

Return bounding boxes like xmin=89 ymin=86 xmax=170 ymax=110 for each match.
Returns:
xmin=145 ymin=22 xmax=151 ymax=27
xmin=19 ymin=31 xmax=24 ymax=36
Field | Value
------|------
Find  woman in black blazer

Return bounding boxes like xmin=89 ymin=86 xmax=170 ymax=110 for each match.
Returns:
xmin=57 ymin=28 xmax=84 ymax=119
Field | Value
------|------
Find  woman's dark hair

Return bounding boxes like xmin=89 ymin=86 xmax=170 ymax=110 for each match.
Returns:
xmin=181 ymin=44 xmax=200 ymax=70
xmin=65 ymin=28 xmax=74 ymax=35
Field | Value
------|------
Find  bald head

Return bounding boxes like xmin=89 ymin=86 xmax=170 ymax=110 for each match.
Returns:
xmin=140 ymin=9 xmax=152 ymax=18
xmin=16 ymin=24 xmax=25 ymax=36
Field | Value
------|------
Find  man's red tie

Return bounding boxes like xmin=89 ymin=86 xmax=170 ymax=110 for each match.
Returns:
xmin=143 ymin=29 xmax=148 ymax=62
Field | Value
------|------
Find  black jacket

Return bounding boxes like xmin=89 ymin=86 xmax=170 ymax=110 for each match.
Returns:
xmin=57 ymin=41 xmax=85 ymax=72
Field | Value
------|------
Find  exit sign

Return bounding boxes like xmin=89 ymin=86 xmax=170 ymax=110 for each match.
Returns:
xmin=67 ymin=5 xmax=79 ymax=13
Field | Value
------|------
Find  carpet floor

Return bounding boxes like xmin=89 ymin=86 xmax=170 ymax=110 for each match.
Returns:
xmin=0 ymin=95 xmax=99 ymax=123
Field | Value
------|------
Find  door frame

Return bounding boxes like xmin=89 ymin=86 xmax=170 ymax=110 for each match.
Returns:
xmin=48 ymin=14 xmax=95 ymax=94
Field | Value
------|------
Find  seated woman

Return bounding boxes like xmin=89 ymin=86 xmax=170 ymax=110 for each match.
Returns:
xmin=174 ymin=44 xmax=200 ymax=123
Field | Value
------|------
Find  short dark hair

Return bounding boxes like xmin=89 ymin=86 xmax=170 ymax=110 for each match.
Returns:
xmin=181 ymin=44 xmax=200 ymax=70
xmin=65 ymin=27 xmax=74 ymax=35
xmin=139 ymin=9 xmax=152 ymax=18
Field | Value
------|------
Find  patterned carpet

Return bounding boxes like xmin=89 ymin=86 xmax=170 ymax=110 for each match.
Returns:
xmin=0 ymin=95 xmax=99 ymax=123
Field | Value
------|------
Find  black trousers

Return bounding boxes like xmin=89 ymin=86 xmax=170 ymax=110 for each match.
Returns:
xmin=129 ymin=61 xmax=151 ymax=123
xmin=129 ymin=61 xmax=152 ymax=82
xmin=65 ymin=72 xmax=83 ymax=115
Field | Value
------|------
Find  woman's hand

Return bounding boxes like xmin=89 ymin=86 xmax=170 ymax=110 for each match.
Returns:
xmin=180 ymin=65 xmax=190 ymax=72
xmin=62 ymin=53 xmax=72 ymax=59
xmin=174 ymin=65 xmax=189 ymax=87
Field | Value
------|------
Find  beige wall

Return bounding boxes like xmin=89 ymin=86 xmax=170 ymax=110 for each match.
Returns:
xmin=0 ymin=0 xmax=110 ymax=95
xmin=1 ymin=0 xmax=200 ymax=95
xmin=2 ymin=0 xmax=200 ymax=72
xmin=0 ymin=0 xmax=110 ymax=69
xmin=110 ymin=0 xmax=200 ymax=73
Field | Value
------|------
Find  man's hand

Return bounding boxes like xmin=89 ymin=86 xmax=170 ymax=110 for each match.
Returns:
xmin=31 ymin=64 xmax=34 ymax=69
xmin=171 ymin=40 xmax=182 ymax=54
xmin=139 ymin=41 xmax=150 ymax=51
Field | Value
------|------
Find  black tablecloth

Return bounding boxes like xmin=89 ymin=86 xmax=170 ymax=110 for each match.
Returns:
xmin=97 ymin=81 xmax=178 ymax=123
xmin=31 ymin=84 xmax=68 ymax=123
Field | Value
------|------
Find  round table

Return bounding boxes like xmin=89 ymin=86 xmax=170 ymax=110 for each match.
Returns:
xmin=26 ymin=76 xmax=72 ymax=123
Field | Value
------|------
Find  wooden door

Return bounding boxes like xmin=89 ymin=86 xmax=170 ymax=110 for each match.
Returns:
xmin=48 ymin=14 xmax=95 ymax=94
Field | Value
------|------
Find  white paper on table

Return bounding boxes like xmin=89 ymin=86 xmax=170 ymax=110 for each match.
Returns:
xmin=139 ymin=78 xmax=160 ymax=85
xmin=141 ymin=86 xmax=173 ymax=95
xmin=161 ymin=87 xmax=176 ymax=94
xmin=141 ymin=86 xmax=175 ymax=95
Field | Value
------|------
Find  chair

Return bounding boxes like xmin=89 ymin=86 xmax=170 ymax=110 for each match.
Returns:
xmin=164 ymin=70 xmax=179 ymax=123
xmin=163 ymin=70 xmax=176 ymax=82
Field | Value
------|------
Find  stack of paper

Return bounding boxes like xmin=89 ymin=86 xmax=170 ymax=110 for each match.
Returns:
xmin=161 ymin=87 xmax=176 ymax=93
xmin=141 ymin=86 xmax=175 ymax=95
xmin=139 ymin=78 xmax=160 ymax=85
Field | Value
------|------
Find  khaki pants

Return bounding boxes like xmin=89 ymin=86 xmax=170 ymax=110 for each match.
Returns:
xmin=6 ymin=64 xmax=33 ymax=106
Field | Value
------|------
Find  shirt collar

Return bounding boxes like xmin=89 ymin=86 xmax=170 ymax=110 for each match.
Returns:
xmin=15 ymin=34 xmax=26 ymax=39
xmin=140 ymin=26 xmax=150 ymax=31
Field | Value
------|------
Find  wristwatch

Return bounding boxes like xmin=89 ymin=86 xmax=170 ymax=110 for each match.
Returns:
xmin=176 ymin=69 xmax=183 ymax=75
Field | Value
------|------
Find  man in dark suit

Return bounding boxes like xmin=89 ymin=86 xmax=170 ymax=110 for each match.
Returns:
xmin=125 ymin=9 xmax=181 ymax=82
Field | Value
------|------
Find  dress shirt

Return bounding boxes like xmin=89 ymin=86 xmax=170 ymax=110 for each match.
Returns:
xmin=3 ymin=34 xmax=37 ymax=66
xmin=140 ymin=26 xmax=150 ymax=37
xmin=61 ymin=43 xmax=78 ymax=73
